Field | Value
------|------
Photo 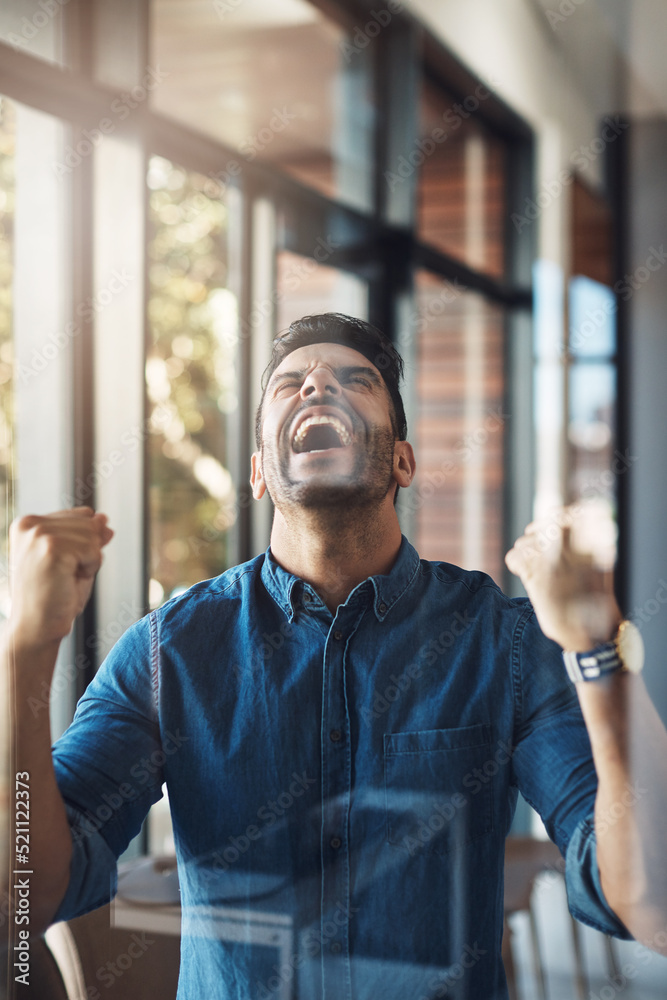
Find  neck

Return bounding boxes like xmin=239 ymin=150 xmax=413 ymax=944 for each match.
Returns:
xmin=269 ymin=501 xmax=403 ymax=613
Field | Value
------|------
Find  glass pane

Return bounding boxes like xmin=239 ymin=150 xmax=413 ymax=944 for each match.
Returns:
xmin=568 ymin=362 xmax=617 ymax=504
xmin=150 ymin=0 xmax=375 ymax=212
xmin=417 ymin=78 xmax=506 ymax=278
xmin=532 ymin=258 xmax=566 ymax=518
xmin=569 ymin=275 xmax=616 ymax=358
xmin=147 ymin=155 xmax=238 ymax=607
xmin=0 ymin=96 xmax=15 ymax=622
xmin=275 ymin=251 xmax=368 ymax=331
xmin=0 ymin=0 xmax=67 ymax=67
xmin=8 ymin=98 xmax=74 ymax=736
xmin=411 ymin=271 xmax=505 ymax=582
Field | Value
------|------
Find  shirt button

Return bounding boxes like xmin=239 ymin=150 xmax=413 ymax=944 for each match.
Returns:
xmin=330 ymin=942 xmax=342 ymax=954
xmin=333 ymin=630 xmax=343 ymax=641
xmin=379 ymin=602 xmax=387 ymax=614
xmin=330 ymin=836 xmax=342 ymax=849
xmin=330 ymin=729 xmax=342 ymax=743
xmin=303 ymin=592 xmax=312 ymax=603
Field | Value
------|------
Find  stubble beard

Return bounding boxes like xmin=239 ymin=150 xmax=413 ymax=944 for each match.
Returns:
xmin=261 ymin=425 xmax=397 ymax=525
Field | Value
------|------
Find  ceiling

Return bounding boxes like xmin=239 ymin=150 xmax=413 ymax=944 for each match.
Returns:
xmin=532 ymin=0 xmax=667 ymax=119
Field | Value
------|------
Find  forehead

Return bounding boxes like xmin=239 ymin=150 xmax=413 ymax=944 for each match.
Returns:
xmin=271 ymin=342 xmax=381 ymax=379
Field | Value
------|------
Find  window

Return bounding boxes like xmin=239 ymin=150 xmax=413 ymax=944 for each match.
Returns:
xmin=150 ymin=0 xmax=376 ymax=212
xmin=0 ymin=0 xmax=68 ymax=68
xmin=147 ymin=155 xmax=239 ymax=605
xmin=0 ymin=95 xmax=15 ymax=622
xmin=417 ymin=76 xmax=507 ymax=279
xmin=568 ymin=176 xmax=618 ymax=525
xmin=0 ymin=0 xmax=532 ymax=844
xmin=412 ymin=271 xmax=506 ymax=582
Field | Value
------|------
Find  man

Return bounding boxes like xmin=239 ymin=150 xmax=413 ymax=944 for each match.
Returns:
xmin=2 ymin=312 xmax=666 ymax=999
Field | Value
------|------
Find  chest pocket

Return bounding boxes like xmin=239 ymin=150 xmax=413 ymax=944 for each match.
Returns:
xmin=384 ymin=724 xmax=494 ymax=856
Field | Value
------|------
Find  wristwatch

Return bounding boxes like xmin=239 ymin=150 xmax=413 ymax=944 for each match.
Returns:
xmin=562 ymin=620 xmax=645 ymax=683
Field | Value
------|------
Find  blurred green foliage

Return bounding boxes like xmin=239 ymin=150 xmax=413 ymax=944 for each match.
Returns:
xmin=146 ymin=156 xmax=238 ymax=604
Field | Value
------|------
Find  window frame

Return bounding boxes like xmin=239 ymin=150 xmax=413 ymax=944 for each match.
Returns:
xmin=0 ymin=0 xmax=534 ymax=703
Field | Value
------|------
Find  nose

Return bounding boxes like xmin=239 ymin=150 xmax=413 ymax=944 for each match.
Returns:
xmin=299 ymin=367 xmax=340 ymax=399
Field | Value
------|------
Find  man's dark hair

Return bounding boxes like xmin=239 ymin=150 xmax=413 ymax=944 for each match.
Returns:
xmin=255 ymin=312 xmax=407 ymax=449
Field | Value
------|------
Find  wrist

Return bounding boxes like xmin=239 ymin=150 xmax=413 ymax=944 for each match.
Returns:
xmin=559 ymin=606 xmax=623 ymax=653
xmin=562 ymin=618 xmax=644 ymax=684
xmin=1 ymin=620 xmax=62 ymax=667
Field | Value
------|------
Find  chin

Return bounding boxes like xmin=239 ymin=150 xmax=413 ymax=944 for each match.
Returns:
xmin=277 ymin=471 xmax=395 ymax=512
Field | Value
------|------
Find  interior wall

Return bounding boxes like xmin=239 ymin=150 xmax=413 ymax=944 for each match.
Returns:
xmin=627 ymin=119 xmax=667 ymax=726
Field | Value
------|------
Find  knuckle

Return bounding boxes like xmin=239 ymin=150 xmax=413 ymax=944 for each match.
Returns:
xmin=13 ymin=514 xmax=41 ymax=534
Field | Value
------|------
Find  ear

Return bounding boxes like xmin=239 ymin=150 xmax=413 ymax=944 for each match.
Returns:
xmin=250 ymin=451 xmax=266 ymax=500
xmin=393 ymin=440 xmax=416 ymax=489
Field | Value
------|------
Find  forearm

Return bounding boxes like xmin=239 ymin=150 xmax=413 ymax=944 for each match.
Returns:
xmin=576 ymin=672 xmax=667 ymax=952
xmin=1 ymin=626 xmax=73 ymax=936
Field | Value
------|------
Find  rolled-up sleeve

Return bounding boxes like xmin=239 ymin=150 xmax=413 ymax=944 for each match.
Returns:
xmin=511 ymin=606 xmax=632 ymax=939
xmin=51 ymin=614 xmax=164 ymax=923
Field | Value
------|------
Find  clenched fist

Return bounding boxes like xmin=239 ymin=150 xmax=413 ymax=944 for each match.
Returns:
xmin=8 ymin=507 xmax=114 ymax=651
xmin=505 ymin=504 xmax=622 ymax=652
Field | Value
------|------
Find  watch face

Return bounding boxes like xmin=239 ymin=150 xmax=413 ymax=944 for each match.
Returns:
xmin=617 ymin=620 xmax=645 ymax=674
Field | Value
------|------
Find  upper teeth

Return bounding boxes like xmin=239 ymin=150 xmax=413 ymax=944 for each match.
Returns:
xmin=293 ymin=415 xmax=351 ymax=448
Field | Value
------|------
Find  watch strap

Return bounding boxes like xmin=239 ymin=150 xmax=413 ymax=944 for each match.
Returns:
xmin=562 ymin=641 xmax=623 ymax=683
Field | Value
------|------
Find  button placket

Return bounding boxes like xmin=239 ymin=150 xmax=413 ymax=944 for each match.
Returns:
xmin=320 ymin=612 xmax=360 ymax=1000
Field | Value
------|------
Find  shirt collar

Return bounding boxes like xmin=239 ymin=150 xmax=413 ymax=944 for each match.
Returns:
xmin=260 ymin=535 xmax=421 ymax=622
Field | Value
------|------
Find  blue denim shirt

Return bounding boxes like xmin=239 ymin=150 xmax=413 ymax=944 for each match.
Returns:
xmin=52 ymin=536 xmax=629 ymax=999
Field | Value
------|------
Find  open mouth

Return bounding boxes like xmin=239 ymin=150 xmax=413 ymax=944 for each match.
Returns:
xmin=292 ymin=414 xmax=352 ymax=454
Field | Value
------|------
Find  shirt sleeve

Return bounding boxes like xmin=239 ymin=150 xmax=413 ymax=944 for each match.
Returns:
xmin=51 ymin=613 xmax=164 ymax=923
xmin=510 ymin=605 xmax=633 ymax=940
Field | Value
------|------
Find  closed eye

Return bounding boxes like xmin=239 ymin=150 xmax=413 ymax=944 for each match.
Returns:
xmin=274 ymin=381 xmax=302 ymax=394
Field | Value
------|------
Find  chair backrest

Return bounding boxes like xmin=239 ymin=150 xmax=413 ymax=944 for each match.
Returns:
xmin=44 ymin=902 xmax=180 ymax=1000
xmin=0 ymin=933 xmax=69 ymax=1000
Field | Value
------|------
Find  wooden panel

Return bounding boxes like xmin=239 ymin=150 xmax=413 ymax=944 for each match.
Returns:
xmin=413 ymin=272 xmax=505 ymax=583
xmin=571 ymin=175 xmax=613 ymax=286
